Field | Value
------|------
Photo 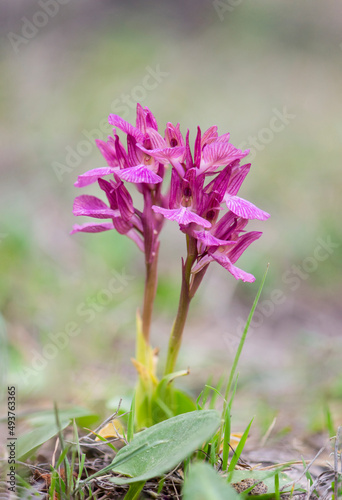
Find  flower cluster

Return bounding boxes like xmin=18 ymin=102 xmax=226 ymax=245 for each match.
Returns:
xmin=72 ymin=103 xmax=269 ymax=282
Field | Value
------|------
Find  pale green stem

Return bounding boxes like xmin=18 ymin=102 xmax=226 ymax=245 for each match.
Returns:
xmin=141 ymin=187 xmax=160 ymax=344
xmin=164 ymin=236 xmax=197 ymax=376
xmin=142 ymin=243 xmax=159 ymax=344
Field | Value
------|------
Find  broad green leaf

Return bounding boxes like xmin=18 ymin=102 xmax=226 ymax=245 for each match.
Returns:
xmin=21 ymin=406 xmax=97 ymax=427
xmin=17 ymin=420 xmax=70 ymax=459
xmin=173 ymin=388 xmax=197 ymax=414
xmin=183 ymin=462 xmax=240 ymax=500
xmin=151 ymin=388 xmax=196 ymax=422
xmin=110 ymin=410 xmax=220 ymax=484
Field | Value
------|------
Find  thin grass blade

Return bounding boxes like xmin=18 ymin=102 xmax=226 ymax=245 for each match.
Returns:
xmin=227 ymin=417 xmax=254 ymax=481
xmin=124 ymin=481 xmax=146 ymax=500
xmin=127 ymin=393 xmax=135 ymax=443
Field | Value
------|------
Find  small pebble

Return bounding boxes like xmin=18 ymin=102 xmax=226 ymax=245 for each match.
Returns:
xmin=231 ymin=478 xmax=268 ymax=495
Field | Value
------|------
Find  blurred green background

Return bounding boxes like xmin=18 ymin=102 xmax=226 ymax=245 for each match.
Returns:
xmin=1 ymin=1 xmax=341 ymax=437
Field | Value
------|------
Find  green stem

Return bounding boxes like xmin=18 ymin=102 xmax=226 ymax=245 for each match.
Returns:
xmin=164 ymin=237 xmax=197 ymax=375
xmin=140 ymin=187 xmax=160 ymax=344
xmin=142 ymin=243 xmax=159 ymax=344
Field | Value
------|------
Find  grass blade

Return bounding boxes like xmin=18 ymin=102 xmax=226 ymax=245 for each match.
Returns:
xmin=324 ymin=403 xmax=335 ymax=438
xmin=224 ymin=264 xmax=269 ymax=406
xmin=127 ymin=393 xmax=135 ymax=443
xmin=301 ymin=456 xmax=313 ymax=486
xmin=217 ymin=265 xmax=269 ymax=454
xmin=124 ymin=481 xmax=146 ymax=499
xmin=227 ymin=417 xmax=254 ymax=481
xmin=200 ymin=375 xmax=213 ymax=407
xmin=221 ymin=408 xmax=231 ymax=472
xmin=209 ymin=375 xmax=225 ymax=410
xmin=157 ymin=477 xmax=165 ymax=494
xmin=53 ymin=401 xmax=71 ymax=494
xmin=55 ymin=446 xmax=69 ymax=469
xmin=274 ymin=472 xmax=280 ymax=500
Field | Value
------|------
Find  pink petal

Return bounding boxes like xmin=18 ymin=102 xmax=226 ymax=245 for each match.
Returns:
xmin=229 ymin=231 xmax=262 ymax=264
xmin=113 ymin=134 xmax=131 ymax=169
xmin=138 ymin=144 xmax=185 ymax=163
xmin=152 ymin=206 xmax=211 ymax=228
xmin=169 ymin=168 xmax=182 ymax=208
xmin=225 ymin=262 xmax=256 ymax=282
xmin=212 ymin=211 xmax=240 ymax=240
xmin=74 ymin=167 xmax=117 ymax=188
xmin=95 ymin=138 xmax=119 ymax=167
xmin=194 ymin=126 xmax=202 ymax=167
xmin=193 ymin=230 xmax=236 ymax=247
xmin=70 ymin=222 xmax=114 ymax=234
xmin=201 ymin=126 xmax=218 ymax=146
xmin=73 ymin=195 xmax=119 ymax=219
xmin=211 ymin=252 xmax=256 ymax=282
xmin=204 ymin=164 xmax=231 ymax=201
xmin=144 ymin=106 xmax=159 ymax=131
xmin=116 ymin=165 xmax=162 ymax=184
xmin=225 ymin=195 xmax=270 ymax=220
xmin=126 ymin=228 xmax=145 ymax=252
xmin=148 ymin=128 xmax=166 ymax=149
xmin=216 ymin=132 xmax=231 ymax=143
xmin=108 ymin=114 xmax=144 ymax=142
xmin=202 ymin=142 xmax=249 ymax=168
xmin=228 ymin=163 xmax=251 ymax=196
xmin=135 ymin=103 xmax=147 ymax=133
xmin=127 ymin=134 xmax=143 ymax=167
xmin=185 ymin=130 xmax=194 ymax=170
xmin=165 ymin=122 xmax=185 ymax=148
xmin=192 ymin=254 xmax=213 ymax=274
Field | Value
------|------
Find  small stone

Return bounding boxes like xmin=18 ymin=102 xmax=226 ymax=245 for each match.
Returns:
xmin=231 ymin=478 xmax=268 ymax=495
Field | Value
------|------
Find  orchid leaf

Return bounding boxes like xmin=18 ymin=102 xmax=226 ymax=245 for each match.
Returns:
xmin=16 ymin=406 xmax=96 ymax=459
xmin=173 ymin=388 xmax=197 ymax=413
xmin=17 ymin=420 xmax=70 ymax=459
xmin=18 ymin=406 xmax=97 ymax=427
xmin=183 ymin=462 xmax=240 ymax=500
xmin=109 ymin=410 xmax=220 ymax=484
xmin=156 ymin=369 xmax=190 ymax=399
xmin=151 ymin=386 xmax=197 ymax=423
